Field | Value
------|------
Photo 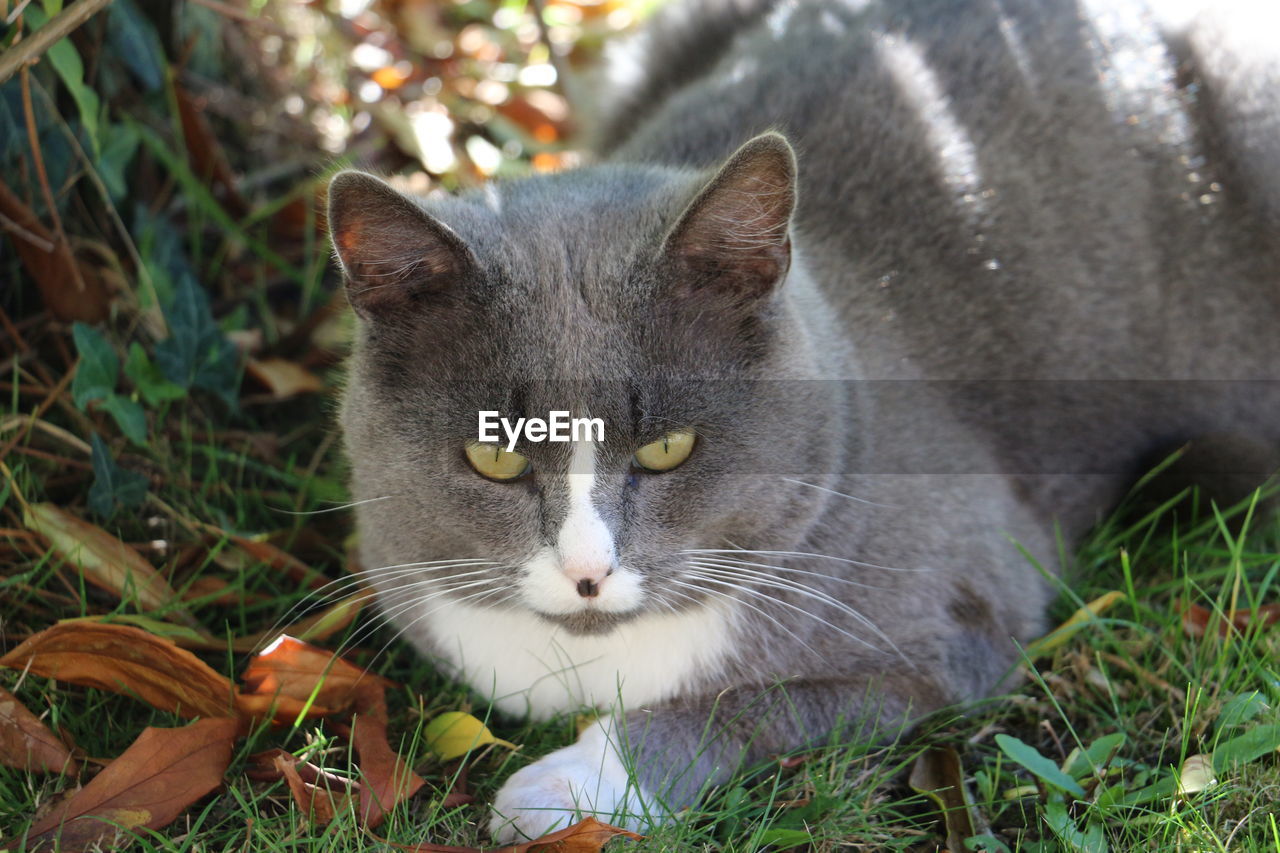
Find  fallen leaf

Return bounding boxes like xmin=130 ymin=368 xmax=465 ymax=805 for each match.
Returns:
xmin=23 ymin=503 xmax=191 ymax=623
xmin=424 ymin=711 xmax=516 ymax=761
xmin=509 ymin=817 xmax=644 ymax=853
xmin=1026 ymin=591 xmax=1125 ymax=657
xmin=1182 ymin=601 xmax=1280 ymax=638
xmin=0 ymin=622 xmax=236 ymax=719
xmin=275 ymin=752 xmax=353 ymax=826
xmin=227 ymin=534 xmax=333 ymax=592
xmin=0 ymin=179 xmax=110 ymax=323
xmin=909 ymin=745 xmax=984 ymax=852
xmin=236 ymin=634 xmax=386 ymax=722
xmin=21 ymin=717 xmax=237 ymax=851
xmin=346 ymin=685 xmax=425 ymax=827
xmin=245 ymin=357 xmax=325 ymax=399
xmin=0 ymin=685 xmax=78 ymax=775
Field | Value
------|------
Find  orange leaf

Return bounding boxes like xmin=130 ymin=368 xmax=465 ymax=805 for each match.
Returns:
xmin=245 ymin=357 xmax=326 ymax=399
xmin=21 ymin=717 xmax=237 ymax=851
xmin=274 ymin=752 xmax=352 ymax=826
xmin=0 ymin=623 xmax=236 ymax=719
xmin=1182 ymin=601 xmax=1280 ymax=638
xmin=236 ymin=634 xmax=387 ymax=723
xmin=0 ymin=685 xmax=78 ymax=775
xmin=346 ymin=685 xmax=425 ymax=828
xmin=511 ymin=817 xmax=644 ymax=853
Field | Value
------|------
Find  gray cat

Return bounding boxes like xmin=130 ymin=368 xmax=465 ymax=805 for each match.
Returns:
xmin=326 ymin=0 xmax=1280 ymax=841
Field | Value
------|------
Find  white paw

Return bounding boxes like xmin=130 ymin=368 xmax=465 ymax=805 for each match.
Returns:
xmin=488 ymin=719 xmax=659 ymax=843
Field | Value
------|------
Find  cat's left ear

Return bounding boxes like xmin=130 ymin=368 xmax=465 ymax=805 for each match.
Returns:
xmin=661 ymin=132 xmax=797 ymax=301
xmin=327 ymin=170 xmax=478 ymax=320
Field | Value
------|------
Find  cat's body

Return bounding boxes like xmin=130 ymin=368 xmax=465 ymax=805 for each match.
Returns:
xmin=328 ymin=0 xmax=1280 ymax=841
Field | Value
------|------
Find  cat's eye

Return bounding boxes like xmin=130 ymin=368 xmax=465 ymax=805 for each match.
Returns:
xmin=633 ymin=430 xmax=697 ymax=473
xmin=465 ymin=442 xmax=531 ymax=481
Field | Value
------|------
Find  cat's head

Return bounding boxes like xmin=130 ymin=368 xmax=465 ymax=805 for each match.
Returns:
xmin=331 ymin=133 xmax=843 ymax=636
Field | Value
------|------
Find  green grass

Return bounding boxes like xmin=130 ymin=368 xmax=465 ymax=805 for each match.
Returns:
xmin=2 ymin=2 xmax=1279 ymax=849
xmin=3 ymin=409 xmax=1279 ymax=852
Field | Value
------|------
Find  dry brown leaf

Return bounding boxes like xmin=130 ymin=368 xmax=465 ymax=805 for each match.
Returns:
xmin=23 ymin=503 xmax=191 ymax=623
xmin=0 ymin=180 xmax=110 ymax=323
xmin=1182 ymin=601 xmax=1280 ymax=638
xmin=511 ymin=816 xmax=644 ymax=852
xmin=236 ymin=634 xmax=387 ymax=723
xmin=0 ymin=685 xmax=78 ymax=775
xmin=909 ymin=746 xmax=984 ymax=853
xmin=346 ymin=683 xmax=425 ymax=828
xmin=274 ymin=752 xmax=353 ymax=826
xmin=227 ymin=534 xmax=333 ymax=592
xmin=21 ymin=717 xmax=237 ymax=851
xmin=245 ymin=357 xmax=326 ymax=399
xmin=0 ymin=622 xmax=237 ymax=719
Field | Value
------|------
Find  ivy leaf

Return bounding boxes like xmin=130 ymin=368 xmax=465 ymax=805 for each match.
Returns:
xmin=88 ymin=434 xmax=148 ymax=520
xmin=25 ymin=6 xmax=101 ymax=158
xmin=154 ymin=275 xmax=241 ymax=407
xmin=100 ymin=394 xmax=147 ymax=445
xmin=995 ymin=734 xmax=1086 ymax=798
xmin=105 ymin=0 xmax=166 ymax=92
xmin=71 ymin=323 xmax=119 ymax=408
xmin=125 ymin=342 xmax=186 ymax=406
xmin=97 ymin=122 xmax=141 ymax=203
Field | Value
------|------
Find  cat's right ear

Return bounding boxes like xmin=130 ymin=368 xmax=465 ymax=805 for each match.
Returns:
xmin=327 ymin=171 xmax=478 ymax=319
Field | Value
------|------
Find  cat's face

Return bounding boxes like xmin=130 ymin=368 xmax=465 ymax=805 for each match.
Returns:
xmin=333 ymin=134 xmax=834 ymax=636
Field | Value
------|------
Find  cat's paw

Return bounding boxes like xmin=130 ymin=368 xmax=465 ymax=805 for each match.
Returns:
xmin=488 ymin=720 xmax=657 ymax=843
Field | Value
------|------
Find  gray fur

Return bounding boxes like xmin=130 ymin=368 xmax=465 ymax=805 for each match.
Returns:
xmin=329 ymin=0 xmax=1280 ymax=830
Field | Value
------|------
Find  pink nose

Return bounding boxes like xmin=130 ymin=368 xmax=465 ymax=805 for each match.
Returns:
xmin=563 ymin=563 xmax=613 ymax=598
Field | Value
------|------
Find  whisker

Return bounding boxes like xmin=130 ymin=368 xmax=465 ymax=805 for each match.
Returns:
xmin=781 ymin=478 xmax=900 ymax=509
xmin=670 ymin=579 xmax=825 ymax=661
xmin=683 ymin=548 xmax=929 ymax=573
xmin=683 ymin=570 xmax=889 ymax=656
xmin=681 ymin=554 xmax=884 ymax=590
xmin=687 ymin=562 xmax=897 ymax=650
xmin=270 ymin=495 xmax=401 ymax=516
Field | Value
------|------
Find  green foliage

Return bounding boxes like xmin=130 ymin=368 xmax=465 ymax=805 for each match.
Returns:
xmin=105 ymin=0 xmax=166 ymax=93
xmin=154 ymin=275 xmax=241 ymax=408
xmin=995 ymin=734 xmax=1086 ymax=798
xmin=124 ymin=342 xmax=186 ymax=407
xmin=71 ymin=323 xmax=119 ymax=409
xmin=27 ymin=4 xmax=101 ymax=158
xmin=87 ymin=433 xmax=148 ymax=519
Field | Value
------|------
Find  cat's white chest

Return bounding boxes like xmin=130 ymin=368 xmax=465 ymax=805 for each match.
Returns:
xmin=423 ymin=601 xmax=738 ymax=719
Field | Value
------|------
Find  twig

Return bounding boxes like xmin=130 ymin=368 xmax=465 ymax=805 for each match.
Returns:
xmin=28 ymin=76 xmax=166 ymax=337
xmin=0 ymin=209 xmax=55 ymax=252
xmin=20 ymin=65 xmax=87 ymax=297
xmin=0 ymin=0 xmax=114 ymax=86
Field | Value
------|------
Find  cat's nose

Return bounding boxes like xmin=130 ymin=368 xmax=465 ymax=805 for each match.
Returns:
xmin=566 ymin=564 xmax=614 ymax=598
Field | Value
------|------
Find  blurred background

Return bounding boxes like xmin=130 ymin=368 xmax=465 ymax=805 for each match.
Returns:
xmin=0 ymin=0 xmax=654 ymax=579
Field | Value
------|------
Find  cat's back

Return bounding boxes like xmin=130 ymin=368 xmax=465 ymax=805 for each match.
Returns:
xmin=602 ymin=0 xmax=1280 ymax=381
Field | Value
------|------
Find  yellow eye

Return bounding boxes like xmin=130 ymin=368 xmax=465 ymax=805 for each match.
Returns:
xmin=633 ymin=430 xmax=696 ymax=473
xmin=465 ymin=443 xmax=531 ymax=481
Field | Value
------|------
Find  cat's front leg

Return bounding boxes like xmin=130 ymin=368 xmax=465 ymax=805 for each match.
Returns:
xmin=488 ymin=718 xmax=660 ymax=842
xmin=489 ymin=674 xmax=945 ymax=842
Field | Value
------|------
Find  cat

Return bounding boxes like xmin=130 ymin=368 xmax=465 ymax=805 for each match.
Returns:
xmin=326 ymin=0 xmax=1280 ymax=842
